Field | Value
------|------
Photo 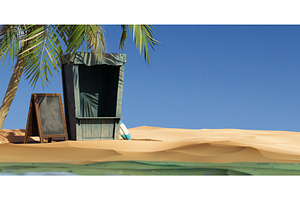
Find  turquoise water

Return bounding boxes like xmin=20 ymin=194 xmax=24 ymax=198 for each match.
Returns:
xmin=0 ymin=172 xmax=76 ymax=175
xmin=1 ymin=161 xmax=300 ymax=175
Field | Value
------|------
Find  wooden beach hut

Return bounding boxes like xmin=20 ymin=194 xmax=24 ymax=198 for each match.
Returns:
xmin=61 ymin=53 xmax=126 ymax=141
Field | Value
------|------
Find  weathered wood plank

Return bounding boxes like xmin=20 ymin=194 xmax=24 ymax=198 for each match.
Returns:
xmin=113 ymin=119 xmax=121 ymax=140
xmin=61 ymin=64 xmax=76 ymax=140
xmin=86 ymin=120 xmax=92 ymax=138
xmin=91 ymin=120 xmax=101 ymax=138
xmin=116 ymin=65 xmax=124 ymax=117
xmin=76 ymin=124 xmax=82 ymax=141
xmin=101 ymin=120 xmax=110 ymax=138
xmin=73 ymin=65 xmax=82 ymax=140
xmin=108 ymin=120 xmax=114 ymax=138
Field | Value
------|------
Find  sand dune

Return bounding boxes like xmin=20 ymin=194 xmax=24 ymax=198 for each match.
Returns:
xmin=0 ymin=126 xmax=300 ymax=164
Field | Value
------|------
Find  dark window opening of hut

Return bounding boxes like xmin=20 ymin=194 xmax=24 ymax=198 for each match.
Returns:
xmin=78 ymin=65 xmax=119 ymax=118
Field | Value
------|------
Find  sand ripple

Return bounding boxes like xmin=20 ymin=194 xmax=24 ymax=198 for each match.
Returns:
xmin=1 ymin=126 xmax=300 ymax=163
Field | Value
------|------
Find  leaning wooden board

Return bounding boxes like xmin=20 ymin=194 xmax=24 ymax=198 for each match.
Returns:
xmin=24 ymin=93 xmax=68 ymax=143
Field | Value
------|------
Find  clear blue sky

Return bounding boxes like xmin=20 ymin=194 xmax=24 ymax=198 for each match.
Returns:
xmin=1 ymin=25 xmax=300 ymax=131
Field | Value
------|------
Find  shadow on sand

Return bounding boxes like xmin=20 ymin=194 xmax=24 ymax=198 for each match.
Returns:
xmin=4 ymin=129 xmax=64 ymax=144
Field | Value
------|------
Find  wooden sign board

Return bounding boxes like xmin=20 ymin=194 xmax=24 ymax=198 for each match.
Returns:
xmin=24 ymin=93 xmax=68 ymax=143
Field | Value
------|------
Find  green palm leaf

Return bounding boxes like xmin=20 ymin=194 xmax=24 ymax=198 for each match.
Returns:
xmin=65 ymin=25 xmax=106 ymax=59
xmin=19 ymin=25 xmax=63 ymax=88
xmin=0 ymin=25 xmax=24 ymax=66
xmin=120 ymin=25 xmax=159 ymax=64
xmin=119 ymin=25 xmax=127 ymax=50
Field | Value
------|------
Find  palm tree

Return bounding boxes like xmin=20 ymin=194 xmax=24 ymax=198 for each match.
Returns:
xmin=0 ymin=25 xmax=159 ymax=131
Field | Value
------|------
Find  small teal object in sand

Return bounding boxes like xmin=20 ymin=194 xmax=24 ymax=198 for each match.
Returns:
xmin=120 ymin=121 xmax=131 ymax=140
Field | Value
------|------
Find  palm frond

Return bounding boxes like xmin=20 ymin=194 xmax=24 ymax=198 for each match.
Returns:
xmin=125 ymin=25 xmax=159 ymax=64
xmin=89 ymin=25 xmax=106 ymax=55
xmin=19 ymin=25 xmax=64 ymax=88
xmin=65 ymin=25 xmax=106 ymax=59
xmin=65 ymin=25 xmax=86 ymax=58
xmin=119 ymin=25 xmax=127 ymax=50
xmin=0 ymin=25 xmax=24 ymax=66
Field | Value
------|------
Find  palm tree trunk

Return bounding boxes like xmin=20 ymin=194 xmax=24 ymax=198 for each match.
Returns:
xmin=0 ymin=58 xmax=24 ymax=131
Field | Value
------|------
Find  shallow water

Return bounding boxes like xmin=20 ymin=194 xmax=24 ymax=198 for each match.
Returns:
xmin=0 ymin=161 xmax=300 ymax=175
xmin=0 ymin=172 xmax=77 ymax=175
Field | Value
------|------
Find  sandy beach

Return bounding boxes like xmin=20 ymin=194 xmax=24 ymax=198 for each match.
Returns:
xmin=0 ymin=126 xmax=300 ymax=164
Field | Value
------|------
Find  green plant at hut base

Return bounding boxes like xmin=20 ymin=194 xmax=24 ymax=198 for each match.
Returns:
xmin=0 ymin=25 xmax=159 ymax=131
